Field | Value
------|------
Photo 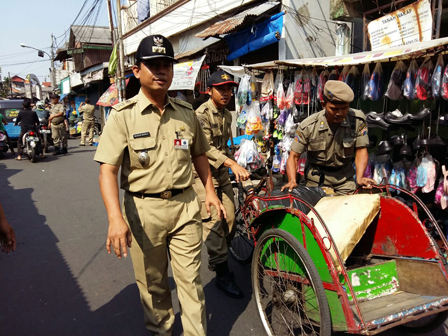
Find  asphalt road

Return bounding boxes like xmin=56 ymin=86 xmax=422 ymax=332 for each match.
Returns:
xmin=0 ymin=139 xmax=447 ymax=336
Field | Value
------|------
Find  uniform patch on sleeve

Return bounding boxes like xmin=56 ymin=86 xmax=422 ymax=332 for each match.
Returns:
xmin=357 ymin=121 xmax=368 ymax=136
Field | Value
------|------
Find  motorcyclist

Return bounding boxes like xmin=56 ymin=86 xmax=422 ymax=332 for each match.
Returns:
xmin=35 ymin=101 xmax=50 ymax=122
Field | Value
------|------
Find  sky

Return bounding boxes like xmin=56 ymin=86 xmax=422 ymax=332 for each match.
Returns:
xmin=0 ymin=0 xmax=113 ymax=83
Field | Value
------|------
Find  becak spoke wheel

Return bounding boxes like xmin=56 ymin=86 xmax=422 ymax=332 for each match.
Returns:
xmin=229 ymin=209 xmax=254 ymax=264
xmin=252 ymin=228 xmax=332 ymax=336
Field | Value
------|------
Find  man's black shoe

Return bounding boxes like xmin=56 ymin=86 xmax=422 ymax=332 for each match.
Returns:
xmin=53 ymin=148 xmax=61 ymax=156
xmin=61 ymin=147 xmax=68 ymax=154
xmin=216 ymin=273 xmax=243 ymax=299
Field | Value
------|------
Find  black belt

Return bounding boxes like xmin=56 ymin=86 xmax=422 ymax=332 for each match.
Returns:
xmin=130 ymin=188 xmax=185 ymax=199
xmin=307 ymin=164 xmax=344 ymax=173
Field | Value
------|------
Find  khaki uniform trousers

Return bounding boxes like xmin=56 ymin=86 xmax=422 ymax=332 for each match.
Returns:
xmin=80 ymin=120 xmax=94 ymax=145
xmin=193 ymin=168 xmax=235 ymax=266
xmin=305 ymin=166 xmax=356 ymax=195
xmin=122 ymin=187 xmax=206 ymax=336
xmin=51 ymin=123 xmax=67 ymax=148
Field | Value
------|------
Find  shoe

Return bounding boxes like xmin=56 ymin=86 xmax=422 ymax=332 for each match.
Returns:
xmin=420 ymin=135 xmax=446 ymax=147
xmin=88 ymin=143 xmax=93 ymax=146
xmin=61 ymin=147 xmax=68 ymax=154
xmin=390 ymin=135 xmax=405 ymax=146
xmin=399 ymin=144 xmax=412 ymax=156
xmin=216 ymin=273 xmax=244 ymax=299
xmin=79 ymin=143 xmax=85 ymax=146
xmin=384 ymin=110 xmax=412 ymax=124
xmin=377 ymin=140 xmax=392 ymax=155
xmin=53 ymin=148 xmax=61 ymax=156
xmin=366 ymin=112 xmax=398 ymax=130
xmin=409 ymin=108 xmax=431 ymax=121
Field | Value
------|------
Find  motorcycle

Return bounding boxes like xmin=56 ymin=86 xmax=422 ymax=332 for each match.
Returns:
xmin=21 ymin=130 xmax=43 ymax=163
xmin=0 ymin=130 xmax=8 ymax=159
xmin=38 ymin=118 xmax=53 ymax=153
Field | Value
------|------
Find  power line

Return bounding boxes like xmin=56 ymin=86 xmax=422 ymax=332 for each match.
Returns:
xmin=0 ymin=59 xmax=48 ymax=67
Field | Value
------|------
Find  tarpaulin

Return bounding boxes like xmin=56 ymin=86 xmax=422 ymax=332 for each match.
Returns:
xmin=225 ymin=12 xmax=284 ymax=61
xmin=97 ymin=78 xmax=130 ymax=107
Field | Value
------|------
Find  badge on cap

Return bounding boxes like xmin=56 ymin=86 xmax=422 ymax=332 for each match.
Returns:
xmin=152 ymin=37 xmax=166 ymax=54
xmin=138 ymin=151 xmax=149 ymax=165
xmin=221 ymin=74 xmax=230 ymax=80
xmin=327 ymin=91 xmax=333 ymax=101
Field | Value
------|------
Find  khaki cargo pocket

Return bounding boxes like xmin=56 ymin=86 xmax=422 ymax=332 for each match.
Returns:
xmin=175 ymin=132 xmax=193 ymax=163
xmin=308 ymin=141 xmax=326 ymax=160
xmin=342 ymin=139 xmax=355 ymax=158
xmin=128 ymin=137 xmax=157 ymax=169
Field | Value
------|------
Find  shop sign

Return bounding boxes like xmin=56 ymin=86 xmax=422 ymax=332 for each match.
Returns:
xmin=169 ymin=55 xmax=206 ymax=91
xmin=367 ymin=0 xmax=432 ymax=51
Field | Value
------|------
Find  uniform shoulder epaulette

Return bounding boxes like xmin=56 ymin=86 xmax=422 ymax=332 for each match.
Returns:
xmin=300 ymin=113 xmax=320 ymax=128
xmin=349 ymin=108 xmax=366 ymax=120
xmin=171 ymin=98 xmax=193 ymax=110
xmin=195 ymin=102 xmax=208 ymax=114
xmin=113 ymin=98 xmax=137 ymax=112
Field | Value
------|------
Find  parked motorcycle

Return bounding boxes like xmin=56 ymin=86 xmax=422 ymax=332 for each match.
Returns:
xmin=21 ymin=130 xmax=43 ymax=163
xmin=0 ymin=130 xmax=8 ymax=159
xmin=38 ymin=118 xmax=53 ymax=153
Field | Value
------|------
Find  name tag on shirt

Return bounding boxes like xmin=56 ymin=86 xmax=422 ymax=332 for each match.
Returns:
xmin=174 ymin=139 xmax=189 ymax=150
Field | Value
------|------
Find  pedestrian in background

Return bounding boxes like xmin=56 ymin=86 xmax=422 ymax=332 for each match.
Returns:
xmin=0 ymin=111 xmax=15 ymax=155
xmin=0 ymin=202 xmax=16 ymax=254
xmin=95 ymin=35 xmax=225 ymax=336
xmin=78 ymin=98 xmax=95 ymax=146
xmin=48 ymin=93 xmax=68 ymax=155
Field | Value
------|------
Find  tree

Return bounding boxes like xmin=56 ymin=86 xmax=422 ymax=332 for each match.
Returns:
xmin=0 ymin=77 xmax=12 ymax=98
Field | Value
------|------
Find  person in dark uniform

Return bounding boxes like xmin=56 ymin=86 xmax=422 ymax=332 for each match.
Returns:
xmin=94 ymin=35 xmax=225 ymax=336
xmin=282 ymin=80 xmax=375 ymax=195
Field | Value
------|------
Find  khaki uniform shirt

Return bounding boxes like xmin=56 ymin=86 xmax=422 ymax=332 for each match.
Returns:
xmin=195 ymin=99 xmax=233 ymax=170
xmin=79 ymin=103 xmax=95 ymax=122
xmin=94 ymin=90 xmax=210 ymax=194
xmin=49 ymin=103 xmax=65 ymax=125
xmin=291 ymin=108 xmax=369 ymax=168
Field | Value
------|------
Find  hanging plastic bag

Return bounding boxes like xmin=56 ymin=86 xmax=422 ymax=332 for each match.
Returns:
xmin=260 ymin=100 xmax=273 ymax=120
xmin=276 ymin=82 xmax=286 ymax=110
xmin=442 ymin=64 xmax=448 ymax=100
xmin=294 ymin=70 xmax=303 ymax=105
xmin=368 ymin=62 xmax=384 ymax=101
xmin=236 ymin=74 xmax=250 ymax=106
xmin=249 ymin=73 xmax=257 ymax=103
xmin=432 ymin=54 xmax=444 ymax=99
xmin=329 ymin=67 xmax=340 ymax=80
xmin=280 ymin=151 xmax=289 ymax=175
xmin=236 ymin=105 xmax=249 ymax=129
xmin=415 ymin=57 xmax=434 ymax=101
xmin=260 ymin=72 xmax=274 ymax=102
xmin=385 ymin=61 xmax=407 ymax=100
xmin=361 ymin=64 xmax=370 ymax=100
xmin=318 ymin=69 xmax=329 ymax=101
xmin=422 ymin=155 xmax=436 ymax=193
xmin=302 ymin=70 xmax=311 ymax=105
xmin=345 ymin=66 xmax=361 ymax=99
xmin=245 ymin=102 xmax=263 ymax=135
xmin=273 ymin=71 xmax=284 ymax=98
xmin=285 ymin=83 xmax=294 ymax=110
xmin=403 ymin=59 xmax=418 ymax=100
xmin=339 ymin=65 xmax=350 ymax=81
xmin=285 ymin=113 xmax=297 ymax=135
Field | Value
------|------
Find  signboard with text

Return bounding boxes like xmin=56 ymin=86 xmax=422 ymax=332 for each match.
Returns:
xmin=169 ymin=55 xmax=206 ymax=91
xmin=367 ymin=0 xmax=432 ymax=50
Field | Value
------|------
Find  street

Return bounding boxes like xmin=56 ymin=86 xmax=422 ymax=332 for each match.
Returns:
xmin=0 ymin=139 xmax=447 ymax=336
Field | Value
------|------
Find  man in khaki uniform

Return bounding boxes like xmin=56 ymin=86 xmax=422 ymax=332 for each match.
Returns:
xmin=48 ymin=93 xmax=68 ymax=155
xmin=94 ymin=35 xmax=225 ymax=336
xmin=78 ymin=98 xmax=95 ymax=146
xmin=282 ymin=81 xmax=375 ymax=195
xmin=193 ymin=70 xmax=249 ymax=299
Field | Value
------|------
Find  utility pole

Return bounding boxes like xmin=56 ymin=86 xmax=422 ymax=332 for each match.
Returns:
xmin=50 ymin=33 xmax=56 ymax=91
xmin=107 ymin=0 xmax=123 ymax=101
xmin=116 ymin=0 xmax=126 ymax=102
xmin=8 ymin=72 xmax=12 ymax=97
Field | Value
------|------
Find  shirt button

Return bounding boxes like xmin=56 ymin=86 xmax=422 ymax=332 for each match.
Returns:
xmin=167 ymin=169 xmax=170 ymax=173
xmin=162 ymin=136 xmax=166 ymax=140
xmin=165 ymin=152 xmax=168 ymax=156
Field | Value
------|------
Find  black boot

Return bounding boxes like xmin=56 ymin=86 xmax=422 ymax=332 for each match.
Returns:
xmin=53 ymin=147 xmax=61 ymax=156
xmin=215 ymin=261 xmax=243 ymax=299
xmin=61 ymin=147 xmax=67 ymax=154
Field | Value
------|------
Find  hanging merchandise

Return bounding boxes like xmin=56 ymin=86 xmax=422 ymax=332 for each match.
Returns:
xmin=280 ymin=151 xmax=289 ymax=174
xmin=345 ymin=66 xmax=361 ymax=99
xmin=339 ymin=65 xmax=350 ymax=81
xmin=284 ymin=113 xmax=297 ymax=135
xmin=245 ymin=101 xmax=263 ymax=135
xmin=302 ymin=70 xmax=311 ymax=105
xmin=310 ymin=68 xmax=318 ymax=103
xmin=273 ymin=71 xmax=284 ymax=102
xmin=292 ymin=103 xmax=301 ymax=123
xmin=237 ymin=105 xmax=249 ymax=129
xmin=407 ymin=164 xmax=419 ymax=193
xmin=403 ymin=59 xmax=418 ymax=100
xmin=422 ymin=155 xmax=436 ymax=193
xmin=197 ymin=64 xmax=211 ymax=94
xmin=285 ymin=83 xmax=294 ymax=110
xmin=385 ymin=61 xmax=407 ymax=100
xmin=318 ymin=69 xmax=329 ymax=101
xmin=237 ymin=74 xmax=251 ymax=106
xmin=260 ymin=100 xmax=273 ymax=120
xmin=260 ymin=72 xmax=275 ymax=102
xmin=432 ymin=54 xmax=444 ymax=99
xmin=441 ymin=64 xmax=448 ymax=100
xmin=361 ymin=64 xmax=371 ymax=100
xmin=329 ymin=67 xmax=340 ymax=80
xmin=294 ymin=70 xmax=303 ymax=105
xmin=235 ymin=139 xmax=263 ymax=170
xmin=368 ymin=62 xmax=384 ymax=101
xmin=250 ymin=73 xmax=257 ymax=103
xmin=272 ymin=145 xmax=281 ymax=173
xmin=415 ymin=57 xmax=434 ymax=101
xmin=389 ymin=163 xmax=407 ymax=192
xmin=298 ymin=152 xmax=307 ymax=175
xmin=277 ymin=109 xmax=289 ymax=127
xmin=276 ymin=81 xmax=286 ymax=110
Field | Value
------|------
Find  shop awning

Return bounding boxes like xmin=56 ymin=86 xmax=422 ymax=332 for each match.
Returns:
xmin=97 ymin=78 xmax=130 ymax=107
xmin=225 ymin=12 xmax=284 ymax=61
xmin=195 ymin=1 xmax=280 ymax=39
xmin=245 ymin=36 xmax=448 ymax=69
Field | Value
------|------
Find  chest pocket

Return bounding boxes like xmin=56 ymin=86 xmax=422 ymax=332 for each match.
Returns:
xmin=342 ymin=138 xmax=355 ymax=158
xmin=308 ymin=141 xmax=326 ymax=160
xmin=128 ymin=137 xmax=157 ymax=169
xmin=176 ymin=131 xmax=193 ymax=163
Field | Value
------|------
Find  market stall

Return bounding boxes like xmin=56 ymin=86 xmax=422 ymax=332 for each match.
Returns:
xmin=233 ymin=36 xmax=448 ymax=243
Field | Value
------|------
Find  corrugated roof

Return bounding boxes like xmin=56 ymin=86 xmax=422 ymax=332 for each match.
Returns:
xmin=71 ymin=25 xmax=112 ymax=45
xmin=195 ymin=1 xmax=280 ymax=39
xmin=174 ymin=39 xmax=221 ymax=60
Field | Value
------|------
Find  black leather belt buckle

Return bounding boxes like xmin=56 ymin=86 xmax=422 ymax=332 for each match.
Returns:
xmin=160 ymin=191 xmax=172 ymax=199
